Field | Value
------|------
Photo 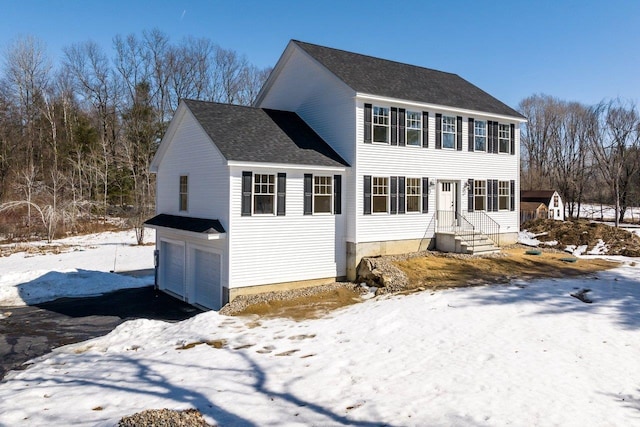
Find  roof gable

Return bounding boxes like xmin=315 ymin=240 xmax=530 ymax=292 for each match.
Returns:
xmin=182 ymin=99 xmax=348 ymax=167
xmin=292 ymin=40 xmax=525 ymax=119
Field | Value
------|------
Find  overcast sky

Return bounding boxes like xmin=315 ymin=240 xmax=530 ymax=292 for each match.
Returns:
xmin=2 ymin=0 xmax=639 ymax=109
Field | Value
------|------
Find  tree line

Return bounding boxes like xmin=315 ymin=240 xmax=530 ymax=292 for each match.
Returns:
xmin=519 ymin=94 xmax=640 ymax=226
xmin=0 ymin=30 xmax=270 ymax=242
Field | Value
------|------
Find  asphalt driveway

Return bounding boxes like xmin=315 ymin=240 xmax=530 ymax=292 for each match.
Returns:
xmin=0 ymin=286 xmax=202 ymax=380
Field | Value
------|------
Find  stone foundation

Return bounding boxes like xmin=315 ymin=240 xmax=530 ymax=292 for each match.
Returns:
xmin=228 ymin=276 xmax=345 ymax=302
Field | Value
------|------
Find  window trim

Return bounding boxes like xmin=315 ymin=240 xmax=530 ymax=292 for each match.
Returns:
xmin=405 ymin=110 xmax=422 ymax=147
xmin=405 ymin=177 xmax=422 ymax=213
xmin=313 ymin=175 xmax=333 ymax=214
xmin=253 ymin=173 xmax=276 ymax=215
xmin=498 ymin=123 xmax=510 ymax=154
xmin=179 ymin=175 xmax=188 ymax=212
xmin=473 ymin=179 xmax=487 ymax=211
xmin=372 ymin=176 xmax=389 ymax=214
xmin=441 ymin=115 xmax=456 ymax=149
xmin=498 ymin=180 xmax=510 ymax=211
xmin=474 ymin=120 xmax=487 ymax=152
xmin=372 ymin=106 xmax=390 ymax=144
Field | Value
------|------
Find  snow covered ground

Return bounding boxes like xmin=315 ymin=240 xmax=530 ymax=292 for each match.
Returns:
xmin=0 ymin=230 xmax=155 ymax=306
xmin=1 ymin=232 xmax=640 ymax=426
xmin=580 ymin=203 xmax=640 ymax=223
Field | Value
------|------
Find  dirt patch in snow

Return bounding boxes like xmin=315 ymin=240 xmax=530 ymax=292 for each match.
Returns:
xmin=394 ymin=247 xmax=618 ymax=290
xmin=223 ymin=248 xmax=618 ymax=320
xmin=522 ymin=218 xmax=640 ymax=256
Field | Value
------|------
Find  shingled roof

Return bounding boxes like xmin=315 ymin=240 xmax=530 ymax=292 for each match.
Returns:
xmin=183 ymin=99 xmax=348 ymax=167
xmin=292 ymin=40 xmax=525 ymax=119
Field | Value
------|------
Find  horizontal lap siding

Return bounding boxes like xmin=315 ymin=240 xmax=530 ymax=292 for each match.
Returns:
xmin=257 ymin=48 xmax=356 ymax=243
xmin=355 ymin=101 xmax=520 ymax=242
xmin=229 ymin=168 xmax=346 ymax=288
xmin=156 ymin=112 xmax=230 ymax=228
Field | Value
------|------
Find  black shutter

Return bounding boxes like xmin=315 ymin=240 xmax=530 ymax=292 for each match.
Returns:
xmin=303 ymin=174 xmax=312 ymax=215
xmin=333 ymin=175 xmax=341 ymax=214
xmin=399 ymin=108 xmax=406 ymax=146
xmin=510 ymin=180 xmax=515 ymax=211
xmin=456 ymin=116 xmax=463 ymax=151
xmin=391 ymin=107 xmax=398 ymax=146
xmin=422 ymin=112 xmax=429 ymax=148
xmin=364 ymin=103 xmax=372 ymax=144
xmin=510 ymin=123 xmax=515 ymax=155
xmin=363 ymin=175 xmax=372 ymax=215
xmin=467 ymin=179 xmax=474 ymax=212
xmin=277 ymin=173 xmax=286 ymax=216
xmin=487 ymin=179 xmax=494 ymax=212
xmin=422 ymin=177 xmax=429 ymax=213
xmin=492 ymin=121 xmax=499 ymax=153
xmin=492 ymin=179 xmax=499 ymax=211
xmin=241 ymin=171 xmax=252 ymax=216
xmin=487 ymin=121 xmax=493 ymax=153
xmin=398 ymin=176 xmax=406 ymax=214
xmin=468 ymin=118 xmax=475 ymax=152
xmin=390 ymin=176 xmax=398 ymax=214
xmin=435 ymin=113 xmax=442 ymax=149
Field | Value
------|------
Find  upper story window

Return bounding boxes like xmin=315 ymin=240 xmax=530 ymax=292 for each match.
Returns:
xmin=474 ymin=120 xmax=487 ymax=151
xmin=179 ymin=175 xmax=188 ymax=211
xmin=372 ymin=177 xmax=388 ymax=213
xmin=314 ymin=176 xmax=332 ymax=214
xmin=498 ymin=180 xmax=510 ymax=210
xmin=406 ymin=111 xmax=422 ymax=146
xmin=406 ymin=178 xmax=421 ymax=212
xmin=254 ymin=174 xmax=275 ymax=214
xmin=474 ymin=180 xmax=486 ymax=211
xmin=498 ymin=124 xmax=510 ymax=153
xmin=442 ymin=115 xmax=456 ymax=149
xmin=553 ymin=195 xmax=559 ymax=207
xmin=373 ymin=106 xmax=390 ymax=143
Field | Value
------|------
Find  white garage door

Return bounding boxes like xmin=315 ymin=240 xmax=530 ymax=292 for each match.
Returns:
xmin=162 ymin=241 xmax=185 ymax=298
xmin=193 ymin=249 xmax=221 ymax=310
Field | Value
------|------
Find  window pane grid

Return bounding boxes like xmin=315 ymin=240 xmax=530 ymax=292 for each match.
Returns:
xmin=474 ymin=120 xmax=487 ymax=151
xmin=474 ymin=180 xmax=486 ymax=211
xmin=498 ymin=124 xmax=510 ymax=153
xmin=254 ymin=174 xmax=275 ymax=214
xmin=373 ymin=106 xmax=390 ymax=143
xmin=179 ymin=176 xmax=188 ymax=211
xmin=372 ymin=177 xmax=388 ymax=213
xmin=406 ymin=111 xmax=421 ymax=146
xmin=314 ymin=176 xmax=332 ymax=213
xmin=498 ymin=180 xmax=509 ymax=210
xmin=442 ymin=115 xmax=456 ymax=149
xmin=406 ymin=177 xmax=420 ymax=212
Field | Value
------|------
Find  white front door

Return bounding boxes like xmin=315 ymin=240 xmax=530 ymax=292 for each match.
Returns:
xmin=437 ymin=181 xmax=457 ymax=228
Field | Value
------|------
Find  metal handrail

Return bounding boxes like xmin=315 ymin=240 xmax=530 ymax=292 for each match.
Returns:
xmin=462 ymin=210 xmax=501 ymax=246
xmin=436 ymin=210 xmax=476 ymax=251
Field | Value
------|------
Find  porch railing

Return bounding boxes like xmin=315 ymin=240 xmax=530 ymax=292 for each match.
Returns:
xmin=435 ymin=210 xmax=476 ymax=251
xmin=462 ymin=210 xmax=501 ymax=246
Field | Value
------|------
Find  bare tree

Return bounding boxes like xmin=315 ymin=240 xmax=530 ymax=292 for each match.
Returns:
xmin=589 ymin=99 xmax=640 ymax=226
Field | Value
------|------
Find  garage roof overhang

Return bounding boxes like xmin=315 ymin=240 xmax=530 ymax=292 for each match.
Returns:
xmin=144 ymin=214 xmax=226 ymax=240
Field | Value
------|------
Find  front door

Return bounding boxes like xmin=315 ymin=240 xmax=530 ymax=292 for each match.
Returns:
xmin=437 ymin=181 xmax=457 ymax=228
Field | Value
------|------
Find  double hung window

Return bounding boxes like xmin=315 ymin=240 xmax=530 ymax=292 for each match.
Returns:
xmin=498 ymin=124 xmax=510 ymax=153
xmin=373 ymin=106 xmax=390 ymax=143
xmin=372 ymin=177 xmax=388 ymax=213
xmin=406 ymin=178 xmax=421 ymax=212
xmin=406 ymin=111 xmax=422 ymax=146
xmin=474 ymin=180 xmax=486 ymax=211
xmin=474 ymin=120 xmax=487 ymax=151
xmin=254 ymin=174 xmax=275 ymax=214
xmin=313 ymin=176 xmax=332 ymax=214
xmin=498 ymin=180 xmax=510 ymax=210
xmin=442 ymin=116 xmax=456 ymax=149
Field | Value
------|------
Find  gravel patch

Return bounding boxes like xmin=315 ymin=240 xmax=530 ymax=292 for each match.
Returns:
xmin=118 ymin=408 xmax=213 ymax=426
xmin=219 ymin=281 xmax=363 ymax=316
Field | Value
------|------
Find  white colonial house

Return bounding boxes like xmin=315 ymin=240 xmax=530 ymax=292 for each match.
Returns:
xmin=145 ymin=40 xmax=527 ymax=310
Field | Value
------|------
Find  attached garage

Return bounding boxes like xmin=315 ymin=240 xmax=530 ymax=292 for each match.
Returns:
xmin=145 ymin=214 xmax=227 ymax=310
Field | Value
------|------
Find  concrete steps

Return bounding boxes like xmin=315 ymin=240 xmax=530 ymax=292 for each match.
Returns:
xmin=458 ymin=232 xmax=500 ymax=255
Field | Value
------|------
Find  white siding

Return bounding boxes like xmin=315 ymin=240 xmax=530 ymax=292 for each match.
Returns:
xmin=228 ymin=166 xmax=346 ymax=288
xmin=354 ymin=99 xmax=521 ymax=243
xmin=155 ymin=110 xmax=230 ymax=228
xmin=257 ymin=46 xmax=357 ymax=242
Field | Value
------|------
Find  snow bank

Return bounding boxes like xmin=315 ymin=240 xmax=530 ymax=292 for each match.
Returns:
xmin=0 ymin=230 xmax=154 ymax=306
